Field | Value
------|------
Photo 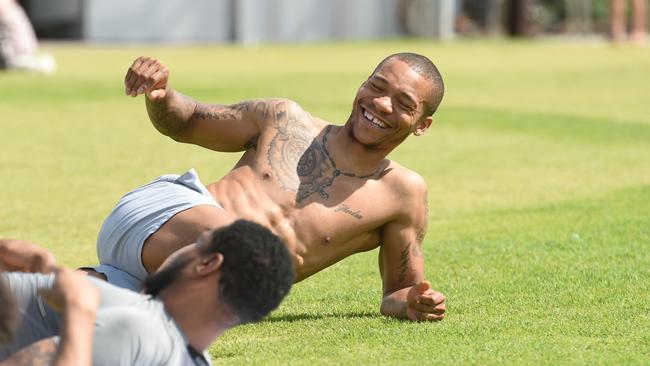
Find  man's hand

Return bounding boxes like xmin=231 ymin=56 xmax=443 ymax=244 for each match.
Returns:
xmin=124 ymin=56 xmax=169 ymax=101
xmin=0 ymin=238 xmax=57 ymax=273
xmin=40 ymin=268 xmax=100 ymax=316
xmin=40 ymin=268 xmax=100 ymax=366
xmin=406 ymin=281 xmax=446 ymax=322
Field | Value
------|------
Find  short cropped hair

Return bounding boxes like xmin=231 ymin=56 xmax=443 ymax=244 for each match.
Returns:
xmin=206 ymin=220 xmax=294 ymax=323
xmin=374 ymin=52 xmax=445 ymax=116
xmin=0 ymin=274 xmax=18 ymax=344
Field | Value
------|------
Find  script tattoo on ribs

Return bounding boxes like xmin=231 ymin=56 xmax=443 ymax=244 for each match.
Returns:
xmin=334 ymin=203 xmax=363 ymax=219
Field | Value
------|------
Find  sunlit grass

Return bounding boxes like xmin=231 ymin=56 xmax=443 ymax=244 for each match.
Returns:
xmin=0 ymin=40 xmax=648 ymax=365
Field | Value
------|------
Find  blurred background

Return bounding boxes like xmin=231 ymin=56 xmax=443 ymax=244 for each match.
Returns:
xmin=10 ymin=0 xmax=647 ymax=43
xmin=1 ymin=2 xmax=649 ymax=364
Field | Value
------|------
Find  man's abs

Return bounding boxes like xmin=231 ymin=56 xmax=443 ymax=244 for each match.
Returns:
xmin=141 ymin=205 xmax=234 ymax=273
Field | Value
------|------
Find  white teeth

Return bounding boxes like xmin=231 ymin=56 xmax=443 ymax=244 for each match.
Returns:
xmin=363 ymin=110 xmax=388 ymax=129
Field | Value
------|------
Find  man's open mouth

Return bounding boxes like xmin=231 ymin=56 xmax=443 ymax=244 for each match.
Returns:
xmin=362 ymin=108 xmax=389 ymax=129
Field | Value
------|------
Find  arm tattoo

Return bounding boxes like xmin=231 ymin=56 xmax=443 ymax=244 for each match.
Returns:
xmin=145 ymin=90 xmax=196 ymax=137
xmin=398 ymin=243 xmax=411 ymax=284
xmin=193 ymin=101 xmax=251 ymax=121
xmin=412 ymin=194 xmax=428 ymax=257
xmin=412 ymin=226 xmax=425 ymax=258
xmin=412 ymin=236 xmax=423 ymax=257
xmin=4 ymin=338 xmax=56 ymax=366
xmin=265 ymin=100 xmax=325 ymax=201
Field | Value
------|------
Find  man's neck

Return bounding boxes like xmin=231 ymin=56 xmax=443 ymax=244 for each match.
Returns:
xmin=160 ymin=284 xmax=231 ymax=352
xmin=325 ymin=122 xmax=393 ymax=176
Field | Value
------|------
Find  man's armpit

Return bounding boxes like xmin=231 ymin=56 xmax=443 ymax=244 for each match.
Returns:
xmin=1 ymin=337 xmax=57 ymax=366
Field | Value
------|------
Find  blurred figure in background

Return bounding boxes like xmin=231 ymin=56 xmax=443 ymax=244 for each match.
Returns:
xmin=611 ymin=0 xmax=647 ymax=43
xmin=0 ymin=0 xmax=55 ymax=73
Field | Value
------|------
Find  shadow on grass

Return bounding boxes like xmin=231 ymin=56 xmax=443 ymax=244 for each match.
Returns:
xmin=265 ymin=310 xmax=379 ymax=323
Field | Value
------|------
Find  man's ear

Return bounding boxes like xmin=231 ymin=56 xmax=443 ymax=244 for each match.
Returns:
xmin=195 ymin=253 xmax=223 ymax=277
xmin=413 ymin=116 xmax=433 ymax=136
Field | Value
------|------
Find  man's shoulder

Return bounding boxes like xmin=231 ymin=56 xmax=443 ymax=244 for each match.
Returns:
xmin=247 ymin=98 xmax=304 ymax=117
xmin=93 ymin=304 xmax=182 ymax=365
xmin=97 ymin=305 xmax=166 ymax=335
xmin=375 ymin=163 xmax=428 ymax=225
xmin=88 ymin=277 xmax=148 ymax=307
xmin=381 ymin=161 xmax=427 ymax=198
xmin=252 ymin=98 xmax=324 ymax=130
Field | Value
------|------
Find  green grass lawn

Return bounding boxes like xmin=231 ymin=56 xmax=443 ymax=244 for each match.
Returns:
xmin=1 ymin=40 xmax=649 ymax=365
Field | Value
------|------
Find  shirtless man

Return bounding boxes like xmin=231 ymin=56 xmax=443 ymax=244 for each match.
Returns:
xmin=92 ymin=52 xmax=446 ymax=321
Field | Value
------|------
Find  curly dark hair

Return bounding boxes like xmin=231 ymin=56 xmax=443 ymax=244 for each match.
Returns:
xmin=205 ymin=220 xmax=295 ymax=324
xmin=0 ymin=273 xmax=18 ymax=344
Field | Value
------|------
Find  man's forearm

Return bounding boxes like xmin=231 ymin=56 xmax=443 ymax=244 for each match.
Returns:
xmin=53 ymin=305 xmax=96 ymax=366
xmin=145 ymin=89 xmax=197 ymax=138
xmin=380 ymin=287 xmax=410 ymax=319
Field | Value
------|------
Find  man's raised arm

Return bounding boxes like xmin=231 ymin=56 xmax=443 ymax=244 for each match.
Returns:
xmin=378 ymin=178 xmax=446 ymax=322
xmin=124 ymin=56 xmax=264 ymax=152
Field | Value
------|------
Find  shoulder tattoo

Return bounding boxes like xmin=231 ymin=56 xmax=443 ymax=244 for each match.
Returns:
xmin=264 ymin=101 xmax=332 ymax=202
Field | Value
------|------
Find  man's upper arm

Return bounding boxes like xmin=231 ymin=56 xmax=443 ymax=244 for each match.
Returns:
xmin=175 ymin=98 xmax=296 ymax=152
xmin=379 ymin=173 xmax=429 ymax=295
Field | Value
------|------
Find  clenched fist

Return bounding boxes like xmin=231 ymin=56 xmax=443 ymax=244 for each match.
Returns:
xmin=406 ymin=281 xmax=446 ymax=321
xmin=124 ymin=56 xmax=170 ymax=101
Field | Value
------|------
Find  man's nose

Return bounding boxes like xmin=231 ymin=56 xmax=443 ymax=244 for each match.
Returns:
xmin=373 ymin=95 xmax=392 ymax=114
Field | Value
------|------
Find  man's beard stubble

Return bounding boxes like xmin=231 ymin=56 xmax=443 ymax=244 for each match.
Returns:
xmin=142 ymin=257 xmax=192 ymax=297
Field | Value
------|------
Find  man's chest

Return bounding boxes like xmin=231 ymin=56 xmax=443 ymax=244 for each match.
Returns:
xmin=252 ymin=124 xmax=389 ymax=204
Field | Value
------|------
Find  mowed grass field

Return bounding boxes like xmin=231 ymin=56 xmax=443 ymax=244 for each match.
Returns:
xmin=1 ymin=40 xmax=649 ymax=365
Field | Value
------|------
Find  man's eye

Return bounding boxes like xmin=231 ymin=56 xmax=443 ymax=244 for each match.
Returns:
xmin=370 ymin=83 xmax=381 ymax=90
xmin=401 ymin=102 xmax=415 ymax=111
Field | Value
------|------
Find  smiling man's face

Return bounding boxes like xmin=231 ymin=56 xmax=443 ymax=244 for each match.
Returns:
xmin=348 ymin=58 xmax=434 ymax=149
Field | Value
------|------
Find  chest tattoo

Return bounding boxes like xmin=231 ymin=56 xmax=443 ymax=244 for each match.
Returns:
xmin=265 ymin=106 xmax=342 ymax=202
xmin=296 ymin=140 xmax=340 ymax=201
xmin=266 ymin=105 xmax=383 ymax=203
